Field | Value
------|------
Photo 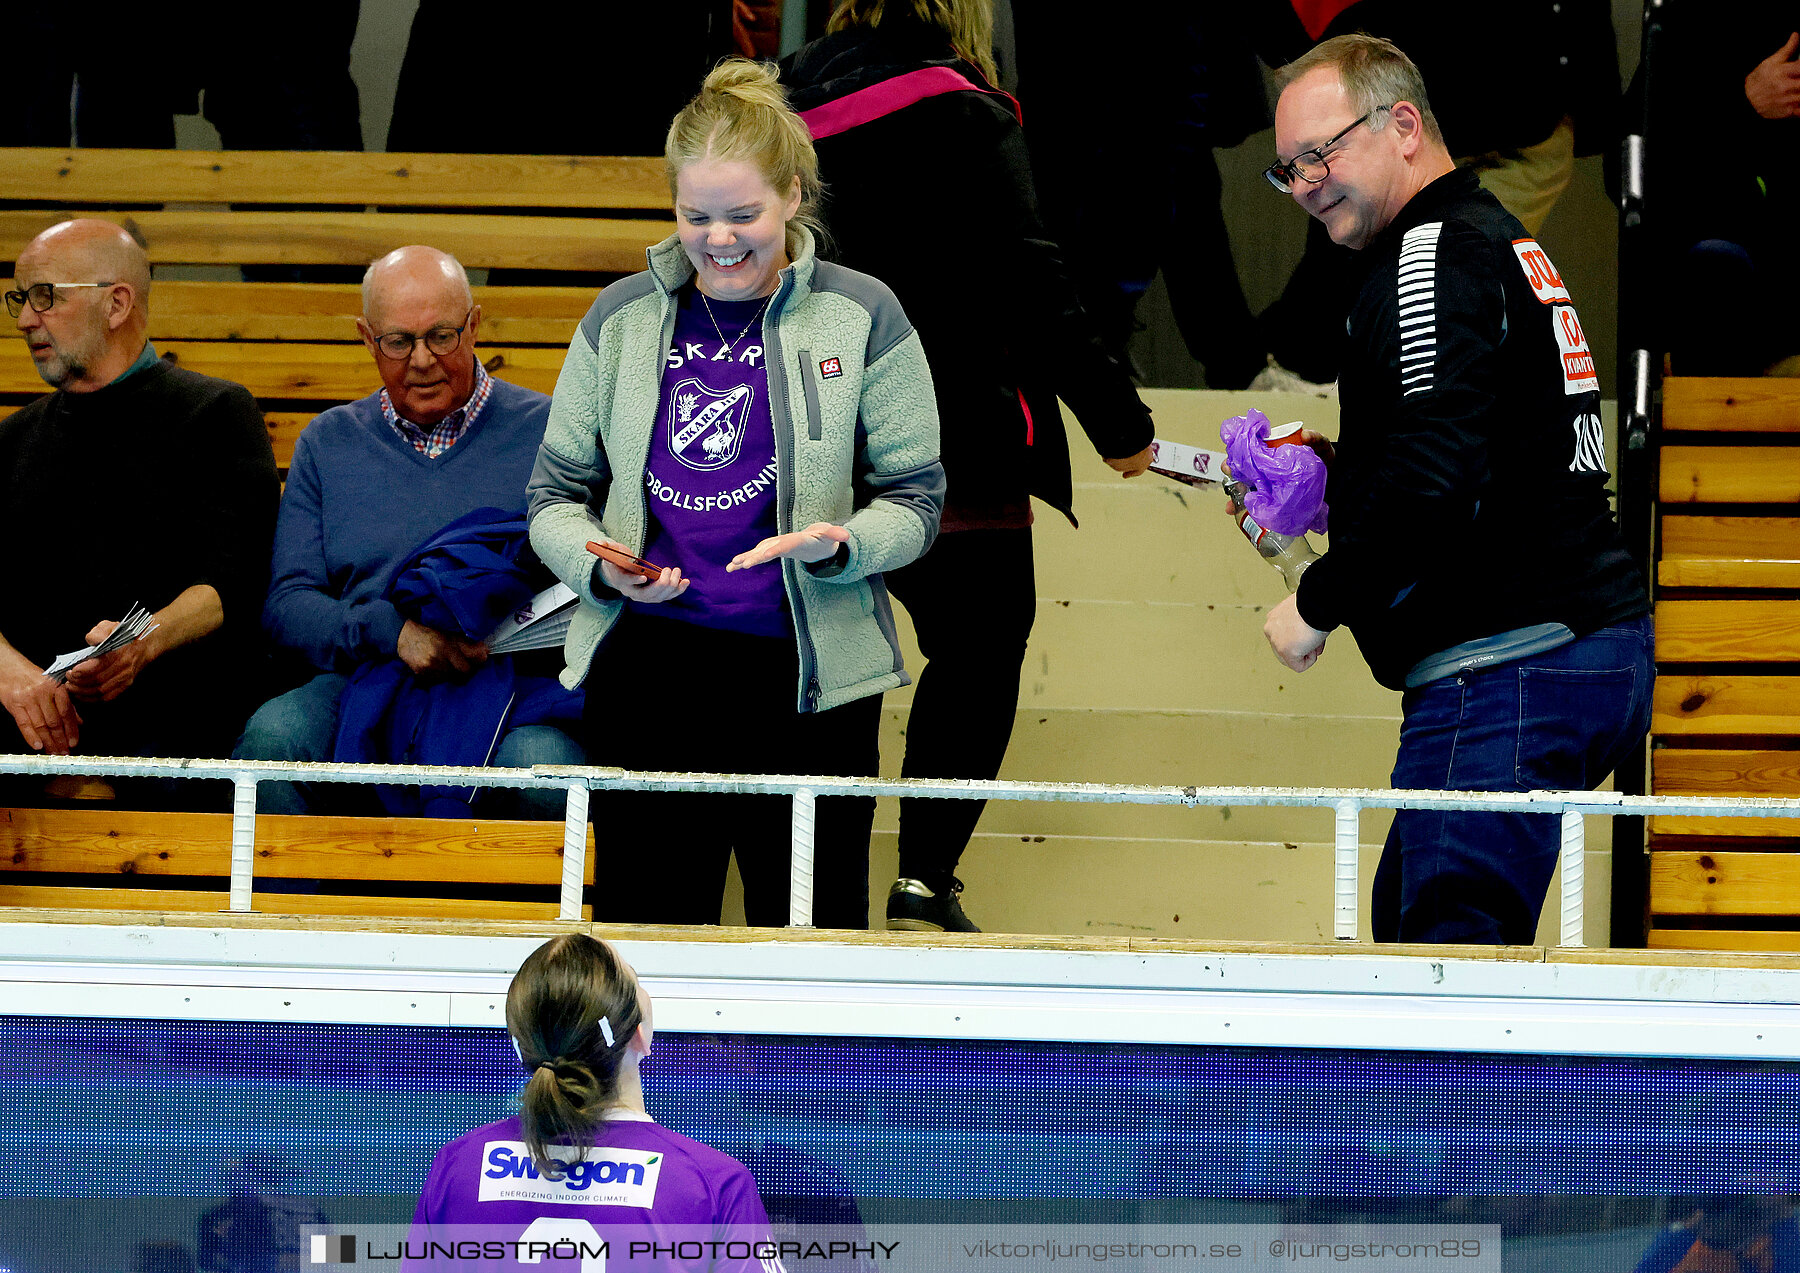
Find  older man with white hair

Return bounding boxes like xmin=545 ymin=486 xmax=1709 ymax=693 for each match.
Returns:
xmin=236 ymin=245 xmax=582 ymax=816
xmin=0 ymin=219 xmax=277 ymax=767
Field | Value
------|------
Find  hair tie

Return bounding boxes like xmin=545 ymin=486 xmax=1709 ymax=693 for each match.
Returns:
xmin=537 ymin=1061 xmax=556 ymax=1074
xmin=598 ymin=1016 xmax=615 ymax=1048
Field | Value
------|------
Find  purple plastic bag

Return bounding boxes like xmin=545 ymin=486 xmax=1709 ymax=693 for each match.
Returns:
xmin=1219 ymin=407 xmax=1330 ymax=536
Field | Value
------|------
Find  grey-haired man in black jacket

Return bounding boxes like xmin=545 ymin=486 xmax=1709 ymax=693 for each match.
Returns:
xmin=1259 ymin=35 xmax=1651 ymax=945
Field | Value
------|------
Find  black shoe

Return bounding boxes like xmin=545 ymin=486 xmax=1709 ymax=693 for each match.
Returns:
xmin=886 ymin=877 xmax=981 ymax=933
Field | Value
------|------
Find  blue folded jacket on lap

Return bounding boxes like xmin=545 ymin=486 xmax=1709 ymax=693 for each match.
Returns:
xmin=333 ymin=508 xmax=584 ymax=817
xmin=386 ymin=508 xmax=542 ymax=643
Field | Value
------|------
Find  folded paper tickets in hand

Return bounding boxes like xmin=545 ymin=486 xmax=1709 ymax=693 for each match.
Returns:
xmin=42 ymin=603 xmax=160 ymax=683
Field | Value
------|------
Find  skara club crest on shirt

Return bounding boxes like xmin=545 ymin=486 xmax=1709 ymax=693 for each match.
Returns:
xmin=669 ymin=378 xmax=755 ymax=472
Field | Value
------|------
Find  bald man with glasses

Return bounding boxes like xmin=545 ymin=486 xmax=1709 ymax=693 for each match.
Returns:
xmin=0 ymin=219 xmax=277 ymax=778
xmin=234 ymin=245 xmax=584 ymax=817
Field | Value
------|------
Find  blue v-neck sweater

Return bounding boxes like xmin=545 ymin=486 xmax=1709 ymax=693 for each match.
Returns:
xmin=264 ymin=380 xmax=551 ymax=672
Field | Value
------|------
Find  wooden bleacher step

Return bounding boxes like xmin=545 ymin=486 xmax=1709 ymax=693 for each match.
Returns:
xmin=1650 ymin=376 xmax=1800 ymax=952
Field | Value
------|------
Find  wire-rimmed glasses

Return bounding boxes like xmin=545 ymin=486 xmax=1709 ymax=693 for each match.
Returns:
xmin=1264 ymin=106 xmax=1393 ymax=192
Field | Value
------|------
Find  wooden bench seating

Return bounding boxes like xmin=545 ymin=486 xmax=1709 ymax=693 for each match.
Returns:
xmin=1 ymin=147 xmax=672 ymax=437
xmin=1648 ymin=377 xmax=1800 ymax=950
xmin=0 ymin=147 xmax=667 ymax=921
xmin=1659 ymin=517 xmax=1800 ymax=588
xmin=0 ymin=806 xmax=595 ymax=920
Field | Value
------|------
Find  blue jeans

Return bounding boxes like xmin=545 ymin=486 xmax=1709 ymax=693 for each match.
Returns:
xmin=1372 ymin=615 xmax=1655 ymax=944
xmin=233 ymin=673 xmax=585 ymax=819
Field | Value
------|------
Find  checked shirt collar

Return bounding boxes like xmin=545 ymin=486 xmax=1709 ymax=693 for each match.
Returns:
xmin=381 ymin=361 xmax=493 ymax=458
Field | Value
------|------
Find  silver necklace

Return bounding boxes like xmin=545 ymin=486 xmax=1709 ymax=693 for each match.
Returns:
xmin=700 ymin=291 xmax=771 ymax=359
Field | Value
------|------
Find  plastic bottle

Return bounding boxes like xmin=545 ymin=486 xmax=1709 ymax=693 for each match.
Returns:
xmin=1223 ymin=418 xmax=1323 ymax=590
xmin=1224 ymin=475 xmax=1320 ymax=591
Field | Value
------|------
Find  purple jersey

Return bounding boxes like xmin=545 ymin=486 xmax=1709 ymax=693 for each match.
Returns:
xmin=636 ymin=288 xmax=790 ymax=638
xmin=407 ymin=1112 xmax=780 ymax=1272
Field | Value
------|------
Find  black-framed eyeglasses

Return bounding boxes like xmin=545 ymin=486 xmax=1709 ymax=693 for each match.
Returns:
xmin=1264 ymin=106 xmax=1392 ymax=192
xmin=4 ymin=281 xmax=116 ymax=318
xmin=371 ymin=307 xmax=474 ymax=360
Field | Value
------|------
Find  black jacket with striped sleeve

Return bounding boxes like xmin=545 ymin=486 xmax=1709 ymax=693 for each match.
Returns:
xmin=1293 ymin=167 xmax=1647 ymax=691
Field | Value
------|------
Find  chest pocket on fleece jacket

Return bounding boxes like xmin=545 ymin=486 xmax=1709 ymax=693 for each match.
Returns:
xmin=798 ymin=349 xmax=824 ymax=441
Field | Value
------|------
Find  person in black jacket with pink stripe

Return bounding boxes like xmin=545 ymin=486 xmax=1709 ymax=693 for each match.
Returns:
xmin=784 ymin=0 xmax=1154 ymax=933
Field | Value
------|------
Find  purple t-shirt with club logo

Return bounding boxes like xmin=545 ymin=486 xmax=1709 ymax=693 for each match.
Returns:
xmin=634 ymin=287 xmax=790 ymax=638
xmin=406 ymin=1111 xmax=780 ymax=1270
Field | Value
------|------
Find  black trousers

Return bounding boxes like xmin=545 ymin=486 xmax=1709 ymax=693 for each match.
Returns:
xmin=6 ymin=3 xmax=360 ymax=150
xmin=580 ymin=612 xmax=879 ymax=929
xmin=1259 ymin=218 xmax=1360 ymax=385
xmin=1662 ymin=230 xmax=1800 ymax=377
xmin=387 ymin=0 xmax=732 ymax=156
xmin=883 ymin=526 xmax=1036 ymax=886
xmin=0 ymin=646 xmax=248 ymax=812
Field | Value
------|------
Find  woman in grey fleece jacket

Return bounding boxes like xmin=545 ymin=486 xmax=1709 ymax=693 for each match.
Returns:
xmin=527 ymin=60 xmax=944 ymax=929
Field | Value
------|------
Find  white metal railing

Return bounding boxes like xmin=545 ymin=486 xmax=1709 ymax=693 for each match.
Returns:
xmin=2 ymin=753 xmax=1797 ymax=944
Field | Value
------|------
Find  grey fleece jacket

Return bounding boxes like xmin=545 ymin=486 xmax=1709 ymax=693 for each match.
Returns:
xmin=528 ymin=230 xmax=945 ymax=712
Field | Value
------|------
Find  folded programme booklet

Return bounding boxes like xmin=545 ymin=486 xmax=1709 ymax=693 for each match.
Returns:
xmin=482 ymin=582 xmax=579 ymax=655
xmin=42 ymin=604 xmax=159 ymax=683
xmin=1147 ymin=437 xmax=1231 ymax=488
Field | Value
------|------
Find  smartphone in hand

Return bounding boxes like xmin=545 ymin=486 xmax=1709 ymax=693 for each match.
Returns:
xmin=586 ymin=541 xmax=669 ymax=581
